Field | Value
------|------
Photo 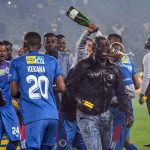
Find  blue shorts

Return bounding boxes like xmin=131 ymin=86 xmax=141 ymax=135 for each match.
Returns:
xmin=56 ymin=112 xmax=86 ymax=150
xmin=111 ymin=106 xmax=134 ymax=125
xmin=0 ymin=105 xmax=20 ymax=141
xmin=21 ymin=118 xmax=58 ymax=149
xmin=111 ymin=107 xmax=125 ymax=126
xmin=110 ymin=125 xmax=130 ymax=150
xmin=110 ymin=107 xmax=132 ymax=150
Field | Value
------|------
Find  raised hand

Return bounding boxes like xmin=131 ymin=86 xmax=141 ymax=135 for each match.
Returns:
xmin=88 ymin=23 xmax=99 ymax=33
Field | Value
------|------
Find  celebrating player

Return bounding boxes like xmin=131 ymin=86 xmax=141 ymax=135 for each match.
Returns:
xmin=0 ymin=41 xmax=20 ymax=150
xmin=9 ymin=32 xmax=65 ymax=150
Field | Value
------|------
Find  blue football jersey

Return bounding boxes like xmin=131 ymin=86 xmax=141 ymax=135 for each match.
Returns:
xmin=117 ymin=55 xmax=136 ymax=86
xmin=0 ymin=61 xmax=12 ymax=110
xmin=9 ymin=51 xmax=62 ymax=124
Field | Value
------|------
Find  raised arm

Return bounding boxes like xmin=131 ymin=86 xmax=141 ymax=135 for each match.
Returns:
xmin=72 ymin=24 xmax=100 ymax=68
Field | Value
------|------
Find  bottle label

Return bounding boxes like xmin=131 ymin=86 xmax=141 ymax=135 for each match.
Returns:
xmin=69 ymin=9 xmax=78 ymax=20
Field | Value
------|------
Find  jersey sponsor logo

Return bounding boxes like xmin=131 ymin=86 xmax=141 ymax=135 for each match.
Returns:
xmin=0 ymin=67 xmax=9 ymax=76
xmin=26 ymin=56 xmax=45 ymax=64
xmin=121 ymin=56 xmax=130 ymax=64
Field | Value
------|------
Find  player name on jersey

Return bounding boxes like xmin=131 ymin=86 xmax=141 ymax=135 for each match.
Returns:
xmin=27 ymin=66 xmax=45 ymax=73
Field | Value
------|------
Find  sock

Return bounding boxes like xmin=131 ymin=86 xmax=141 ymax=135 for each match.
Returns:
xmin=6 ymin=142 xmax=17 ymax=150
xmin=126 ymin=143 xmax=138 ymax=150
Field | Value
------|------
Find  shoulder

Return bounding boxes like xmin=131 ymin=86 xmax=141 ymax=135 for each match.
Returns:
xmin=75 ymin=57 xmax=92 ymax=69
xmin=1 ymin=61 xmax=10 ymax=68
xmin=10 ymin=55 xmax=26 ymax=64
xmin=108 ymin=59 xmax=118 ymax=67
xmin=42 ymin=54 xmax=58 ymax=63
xmin=144 ymin=52 xmax=150 ymax=60
xmin=143 ymin=53 xmax=150 ymax=64
xmin=4 ymin=60 xmax=10 ymax=65
xmin=108 ymin=60 xmax=120 ymax=73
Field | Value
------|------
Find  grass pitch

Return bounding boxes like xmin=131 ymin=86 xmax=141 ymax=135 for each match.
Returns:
xmin=0 ymin=95 xmax=150 ymax=150
xmin=131 ymin=95 xmax=150 ymax=150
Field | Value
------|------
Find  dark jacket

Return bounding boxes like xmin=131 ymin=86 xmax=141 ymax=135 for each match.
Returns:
xmin=66 ymin=56 xmax=132 ymax=115
xmin=59 ymin=68 xmax=77 ymax=117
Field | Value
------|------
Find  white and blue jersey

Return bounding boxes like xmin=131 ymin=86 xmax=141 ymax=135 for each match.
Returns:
xmin=0 ymin=61 xmax=12 ymax=110
xmin=110 ymin=55 xmax=136 ymax=150
xmin=112 ymin=55 xmax=136 ymax=123
xmin=0 ymin=61 xmax=20 ymax=141
xmin=118 ymin=55 xmax=136 ymax=86
xmin=9 ymin=51 xmax=62 ymax=124
xmin=117 ymin=55 xmax=136 ymax=99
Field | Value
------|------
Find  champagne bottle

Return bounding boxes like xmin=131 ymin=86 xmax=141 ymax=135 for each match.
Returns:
xmin=66 ymin=6 xmax=91 ymax=27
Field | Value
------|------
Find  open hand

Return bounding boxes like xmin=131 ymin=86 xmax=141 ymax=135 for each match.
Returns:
xmin=139 ymin=93 xmax=147 ymax=105
xmin=125 ymin=113 xmax=133 ymax=128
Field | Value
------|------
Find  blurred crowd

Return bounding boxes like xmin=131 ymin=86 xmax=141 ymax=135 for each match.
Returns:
xmin=0 ymin=0 xmax=149 ymax=70
xmin=0 ymin=0 xmax=150 ymax=148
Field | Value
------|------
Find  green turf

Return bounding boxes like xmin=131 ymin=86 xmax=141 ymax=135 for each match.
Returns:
xmin=130 ymin=95 xmax=150 ymax=150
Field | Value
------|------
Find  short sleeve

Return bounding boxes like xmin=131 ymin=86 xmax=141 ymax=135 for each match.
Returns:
xmin=8 ymin=60 xmax=19 ymax=82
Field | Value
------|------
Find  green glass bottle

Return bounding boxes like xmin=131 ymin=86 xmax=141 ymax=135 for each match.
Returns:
xmin=66 ymin=6 xmax=91 ymax=27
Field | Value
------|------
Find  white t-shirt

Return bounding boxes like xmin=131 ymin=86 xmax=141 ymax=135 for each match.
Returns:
xmin=141 ymin=51 xmax=150 ymax=94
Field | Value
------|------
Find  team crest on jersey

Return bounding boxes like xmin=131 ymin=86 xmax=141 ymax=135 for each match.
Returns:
xmin=59 ymin=138 xmax=67 ymax=147
xmin=26 ymin=56 xmax=44 ymax=64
